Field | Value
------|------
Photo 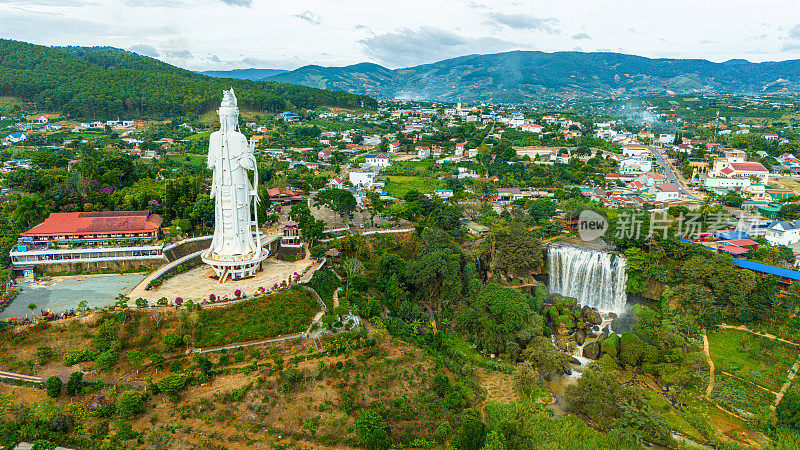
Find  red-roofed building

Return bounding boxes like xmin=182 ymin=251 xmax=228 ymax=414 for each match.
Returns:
xmin=20 ymin=211 xmax=162 ymax=244
xmin=718 ymin=245 xmax=750 ymax=256
xmin=267 ymin=188 xmax=303 ymax=205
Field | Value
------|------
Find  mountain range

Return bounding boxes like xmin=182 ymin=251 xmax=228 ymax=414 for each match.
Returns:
xmin=200 ymin=68 xmax=288 ymax=80
xmin=263 ymin=51 xmax=800 ymax=103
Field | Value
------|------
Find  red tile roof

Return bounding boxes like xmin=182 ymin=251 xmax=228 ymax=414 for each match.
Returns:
xmin=20 ymin=211 xmax=162 ymax=237
xmin=718 ymin=245 xmax=749 ymax=255
xmin=725 ymin=238 xmax=759 ymax=247
xmin=729 ymin=162 xmax=769 ymax=173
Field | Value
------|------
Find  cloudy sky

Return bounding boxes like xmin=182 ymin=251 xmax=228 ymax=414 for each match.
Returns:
xmin=1 ymin=0 xmax=800 ymax=71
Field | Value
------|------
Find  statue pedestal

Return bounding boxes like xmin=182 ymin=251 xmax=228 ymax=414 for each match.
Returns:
xmin=202 ymin=251 xmax=269 ymax=283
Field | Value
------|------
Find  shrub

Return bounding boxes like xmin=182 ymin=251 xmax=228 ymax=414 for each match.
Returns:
xmin=600 ymin=334 xmax=619 ymax=359
xmin=433 ymin=371 xmax=451 ymax=396
xmin=157 ymin=374 xmax=186 ymax=396
xmin=66 ymin=372 xmax=84 ymax=396
xmin=354 ymin=409 xmax=391 ymax=450
xmin=116 ymin=390 xmax=143 ymax=418
xmin=619 ymin=332 xmax=644 ymax=367
xmin=64 ymin=349 xmax=96 ymax=366
xmin=149 ymin=353 xmax=165 ymax=369
xmin=45 ymin=376 xmax=62 ymax=398
xmin=94 ymin=350 xmax=118 ymax=372
xmin=436 ymin=421 xmax=452 ymax=443
xmin=234 ymin=350 xmax=245 ymax=362
xmin=36 ymin=346 xmax=55 ymax=365
xmin=162 ymin=333 xmax=183 ymax=349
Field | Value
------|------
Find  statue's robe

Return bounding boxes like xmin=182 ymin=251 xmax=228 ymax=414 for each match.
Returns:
xmin=206 ymin=130 xmax=258 ymax=257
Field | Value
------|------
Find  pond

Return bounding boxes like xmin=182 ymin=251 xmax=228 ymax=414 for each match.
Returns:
xmin=1 ymin=273 xmax=145 ymax=320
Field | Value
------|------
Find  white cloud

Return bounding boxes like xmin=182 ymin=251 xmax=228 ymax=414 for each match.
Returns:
xmin=486 ymin=12 xmax=558 ymax=33
xmin=128 ymin=43 xmax=160 ymax=57
xmin=293 ymin=10 xmax=321 ymax=25
xmin=572 ymin=33 xmax=590 ymax=40
xmin=359 ymin=26 xmax=525 ymax=67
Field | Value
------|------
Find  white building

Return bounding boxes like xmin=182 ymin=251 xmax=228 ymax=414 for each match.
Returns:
xmin=364 ymin=153 xmax=391 ymax=168
xmin=467 ymin=148 xmax=478 ymax=159
xmin=349 ymin=168 xmax=375 ymax=187
xmin=654 ymin=183 xmax=680 ymax=202
xmin=388 ymin=142 xmax=401 ymax=153
xmin=417 ymin=146 xmax=431 ymax=159
xmin=765 ymin=220 xmax=800 ymax=246
xmin=622 ymin=144 xmax=650 ymax=157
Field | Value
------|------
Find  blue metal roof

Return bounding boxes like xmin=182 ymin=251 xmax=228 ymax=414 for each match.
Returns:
xmin=732 ymin=258 xmax=800 ymax=281
xmin=715 ymin=230 xmax=750 ymax=240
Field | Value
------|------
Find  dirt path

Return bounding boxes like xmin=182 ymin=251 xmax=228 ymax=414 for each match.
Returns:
xmin=717 ymin=324 xmax=800 ymax=347
xmin=773 ymin=358 xmax=800 ymax=410
xmin=703 ymin=331 xmax=715 ymax=397
xmin=332 ymin=287 xmax=341 ymax=308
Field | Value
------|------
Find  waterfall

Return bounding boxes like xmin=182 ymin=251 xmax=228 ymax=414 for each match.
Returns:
xmin=548 ymin=244 xmax=628 ymax=314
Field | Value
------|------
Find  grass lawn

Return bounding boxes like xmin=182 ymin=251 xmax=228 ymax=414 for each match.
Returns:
xmin=711 ymin=372 xmax=775 ymax=417
xmin=193 ymin=287 xmax=319 ymax=347
xmin=641 ymin=389 xmax=704 ymax=442
xmin=708 ymin=328 xmax=799 ymax=391
xmin=385 ymin=175 xmax=443 ymax=198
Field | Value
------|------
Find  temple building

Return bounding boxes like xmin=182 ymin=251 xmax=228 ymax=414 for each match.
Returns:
xmin=19 ymin=211 xmax=162 ymax=245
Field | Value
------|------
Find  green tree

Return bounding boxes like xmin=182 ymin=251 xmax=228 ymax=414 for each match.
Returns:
xmin=45 ymin=376 xmax=62 ymax=398
xmin=66 ymin=371 xmax=84 ymax=396
xmin=529 ymin=198 xmax=557 ymax=224
xmin=157 ymin=374 xmax=186 ymax=396
xmin=455 ymin=408 xmax=487 ymax=450
xmin=457 ymin=283 xmax=542 ymax=356
xmin=315 ymin=188 xmax=357 ymax=218
xmin=116 ymin=390 xmax=143 ymax=418
xmin=777 ymin=388 xmax=800 ymax=429
xmin=354 ymin=409 xmax=391 ymax=450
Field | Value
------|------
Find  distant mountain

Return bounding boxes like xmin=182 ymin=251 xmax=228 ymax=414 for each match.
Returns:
xmin=200 ymin=68 xmax=288 ymax=80
xmin=269 ymin=51 xmax=800 ymax=102
xmin=0 ymin=40 xmax=376 ymax=119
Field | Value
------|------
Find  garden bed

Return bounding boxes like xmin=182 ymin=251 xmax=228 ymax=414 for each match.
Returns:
xmin=708 ymin=328 xmax=798 ymax=392
xmin=193 ymin=287 xmax=319 ymax=347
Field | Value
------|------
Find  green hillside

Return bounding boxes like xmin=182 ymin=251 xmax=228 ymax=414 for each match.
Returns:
xmin=0 ymin=40 xmax=376 ymax=119
xmin=270 ymin=50 xmax=800 ymax=102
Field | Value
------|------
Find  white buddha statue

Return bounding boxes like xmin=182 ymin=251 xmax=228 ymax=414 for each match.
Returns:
xmin=204 ymin=89 xmax=260 ymax=259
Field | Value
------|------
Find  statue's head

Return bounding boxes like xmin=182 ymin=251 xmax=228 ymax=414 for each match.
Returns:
xmin=218 ymin=89 xmax=239 ymax=131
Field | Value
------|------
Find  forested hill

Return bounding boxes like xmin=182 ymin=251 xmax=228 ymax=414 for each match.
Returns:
xmin=269 ymin=50 xmax=800 ymax=102
xmin=0 ymin=40 xmax=376 ymax=119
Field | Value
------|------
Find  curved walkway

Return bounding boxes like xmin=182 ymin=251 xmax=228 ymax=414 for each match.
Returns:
xmin=0 ymin=369 xmax=41 ymax=384
xmin=703 ymin=331 xmax=715 ymax=397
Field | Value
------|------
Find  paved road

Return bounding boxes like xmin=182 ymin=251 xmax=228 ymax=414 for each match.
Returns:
xmin=649 ymin=145 xmax=700 ymax=200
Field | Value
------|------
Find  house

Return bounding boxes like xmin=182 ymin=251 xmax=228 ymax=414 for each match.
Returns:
xmin=318 ymin=148 xmax=333 ymax=160
xmin=765 ymin=220 xmax=800 ymax=246
xmin=30 ymin=116 xmax=48 ymax=124
xmin=454 ymin=142 xmax=466 ymax=157
xmin=467 ymin=148 xmax=478 ymax=159
xmin=416 ymin=146 xmax=430 ymax=159
xmin=619 ymin=158 xmax=652 ymax=174
xmin=435 ymin=189 xmax=454 ymax=199
xmin=363 ymin=135 xmax=382 ymax=147
xmin=654 ymin=183 xmax=680 ymax=202
xmin=622 ymin=144 xmax=650 ymax=157
xmin=4 ymin=133 xmax=26 ymax=144
xmin=496 ymin=188 xmax=523 ymax=203
xmin=328 ymin=176 xmax=344 ymax=189
xmin=364 ymin=153 xmax=391 ymax=168
xmin=521 ymin=123 xmax=543 ymax=133
xmin=765 ymin=134 xmax=779 ymax=141
xmin=461 ymin=220 xmax=490 ymax=237
xmin=388 ymin=142 xmax=401 ymax=153
xmin=349 ymin=168 xmax=375 ymax=187
xmin=276 ymin=111 xmax=300 ymax=123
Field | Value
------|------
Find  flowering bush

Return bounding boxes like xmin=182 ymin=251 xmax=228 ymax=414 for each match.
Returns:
xmin=209 ymin=293 xmax=216 ymax=302
xmin=175 ymin=297 xmax=184 ymax=306
xmin=234 ymin=289 xmax=242 ymax=298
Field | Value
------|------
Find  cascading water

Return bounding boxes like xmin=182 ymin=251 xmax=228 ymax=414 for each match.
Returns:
xmin=548 ymin=244 xmax=628 ymax=314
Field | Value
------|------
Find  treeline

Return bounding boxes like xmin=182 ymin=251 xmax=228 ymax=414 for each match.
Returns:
xmin=0 ymin=40 xmax=377 ymax=119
